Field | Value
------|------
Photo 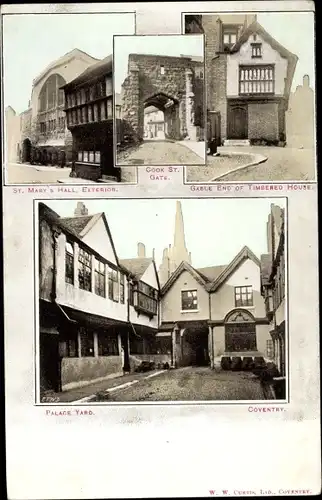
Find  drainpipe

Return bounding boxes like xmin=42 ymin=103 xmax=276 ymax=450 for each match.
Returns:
xmin=208 ymin=291 xmax=214 ymax=369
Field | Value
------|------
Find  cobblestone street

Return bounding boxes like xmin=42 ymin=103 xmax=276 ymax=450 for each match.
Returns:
xmin=89 ymin=367 xmax=265 ymax=402
xmin=6 ymin=163 xmax=72 ymax=184
xmin=117 ymin=140 xmax=204 ymax=165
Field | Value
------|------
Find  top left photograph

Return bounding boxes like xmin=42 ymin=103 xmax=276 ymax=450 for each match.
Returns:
xmin=2 ymin=12 xmax=137 ymax=185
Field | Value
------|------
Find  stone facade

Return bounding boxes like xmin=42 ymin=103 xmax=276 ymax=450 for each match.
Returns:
xmin=7 ymin=49 xmax=99 ymax=166
xmin=121 ymin=53 xmax=204 ymax=142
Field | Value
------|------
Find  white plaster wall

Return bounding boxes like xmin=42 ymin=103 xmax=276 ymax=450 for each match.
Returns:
xmin=5 ymin=108 xmax=21 ymax=163
xmin=211 ymin=259 xmax=266 ymax=320
xmin=55 ymin=232 xmax=128 ymax=322
xmin=227 ymin=34 xmax=288 ymax=97
xmin=30 ymin=54 xmax=97 ymax=118
xmin=161 ymin=270 xmax=210 ymax=322
xmin=276 ymin=298 xmax=285 ymax=326
xmin=81 ymin=216 xmax=118 ymax=266
xmin=129 ymin=305 xmax=159 ymax=329
xmin=213 ymin=326 xmax=226 ymax=357
xmin=140 ymin=262 xmax=159 ymax=289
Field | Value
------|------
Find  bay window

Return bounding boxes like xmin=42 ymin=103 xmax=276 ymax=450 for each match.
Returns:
xmin=95 ymin=258 xmax=106 ymax=297
xmin=65 ymin=240 xmax=74 ymax=284
xmin=108 ymin=268 xmax=119 ymax=302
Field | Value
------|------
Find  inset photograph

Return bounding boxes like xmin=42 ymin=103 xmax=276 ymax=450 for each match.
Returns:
xmin=37 ymin=198 xmax=287 ymax=404
xmin=3 ymin=12 xmax=137 ymax=184
xmin=114 ymin=34 xmax=206 ymax=166
xmin=184 ymin=12 xmax=315 ymax=182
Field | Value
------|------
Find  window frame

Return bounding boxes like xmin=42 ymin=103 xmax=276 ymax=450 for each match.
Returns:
xmin=234 ymin=285 xmax=254 ymax=307
xmin=94 ymin=258 xmax=106 ymax=298
xmin=78 ymin=247 xmax=92 ymax=292
xmin=251 ymin=42 xmax=262 ymax=59
xmin=181 ymin=289 xmax=198 ymax=311
xmin=108 ymin=267 xmax=119 ymax=302
xmin=65 ymin=240 xmax=74 ymax=285
xmin=239 ymin=65 xmax=275 ymax=96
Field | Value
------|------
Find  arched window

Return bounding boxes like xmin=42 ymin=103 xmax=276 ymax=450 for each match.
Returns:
xmin=38 ymin=74 xmax=66 ymax=112
xmin=224 ymin=309 xmax=257 ymax=352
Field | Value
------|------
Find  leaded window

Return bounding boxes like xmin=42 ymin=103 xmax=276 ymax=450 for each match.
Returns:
xmin=78 ymin=247 xmax=92 ymax=291
xmin=181 ymin=290 xmax=198 ymax=310
xmin=235 ymin=286 xmax=253 ymax=307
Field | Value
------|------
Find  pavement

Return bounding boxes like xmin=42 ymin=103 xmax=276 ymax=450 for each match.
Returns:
xmin=43 ymin=369 xmax=168 ymax=403
xmin=117 ymin=140 xmax=205 ymax=165
xmin=216 ymin=145 xmax=316 ymax=182
xmin=6 ymin=162 xmax=72 ymax=184
xmin=105 ymin=367 xmax=265 ymax=402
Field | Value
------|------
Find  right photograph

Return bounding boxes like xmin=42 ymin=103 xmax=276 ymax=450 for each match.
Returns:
xmin=183 ymin=11 xmax=316 ymax=183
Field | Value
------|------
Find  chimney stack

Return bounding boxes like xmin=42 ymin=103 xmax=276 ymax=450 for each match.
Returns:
xmin=137 ymin=242 xmax=146 ymax=258
xmin=152 ymin=248 xmax=155 ymax=260
xmin=74 ymin=202 xmax=88 ymax=217
xmin=303 ymin=74 xmax=310 ymax=87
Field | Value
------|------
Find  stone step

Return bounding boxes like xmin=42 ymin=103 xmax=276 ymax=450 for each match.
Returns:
xmin=223 ymin=139 xmax=250 ymax=147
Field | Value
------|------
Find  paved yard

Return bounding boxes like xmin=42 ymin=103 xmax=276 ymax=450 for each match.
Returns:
xmin=185 ymin=146 xmax=316 ymax=183
xmin=218 ymin=146 xmax=316 ymax=182
xmin=117 ymin=140 xmax=204 ymax=165
xmin=96 ymin=367 xmax=265 ymax=402
xmin=186 ymin=153 xmax=255 ymax=182
xmin=6 ymin=163 xmax=72 ymax=184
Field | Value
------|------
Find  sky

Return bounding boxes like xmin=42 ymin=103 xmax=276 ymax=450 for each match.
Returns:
xmin=2 ymin=10 xmax=314 ymax=114
xmin=43 ymin=198 xmax=286 ymax=269
xmin=114 ymin=34 xmax=204 ymax=93
xmin=2 ymin=13 xmax=135 ymax=114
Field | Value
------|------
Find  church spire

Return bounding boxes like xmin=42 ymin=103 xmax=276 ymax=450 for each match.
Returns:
xmin=173 ymin=200 xmax=188 ymax=252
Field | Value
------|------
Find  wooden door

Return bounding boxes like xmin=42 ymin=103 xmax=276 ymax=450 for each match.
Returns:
xmin=228 ymin=106 xmax=248 ymax=139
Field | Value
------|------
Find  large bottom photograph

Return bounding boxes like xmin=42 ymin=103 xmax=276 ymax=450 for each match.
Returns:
xmin=36 ymin=197 xmax=287 ymax=404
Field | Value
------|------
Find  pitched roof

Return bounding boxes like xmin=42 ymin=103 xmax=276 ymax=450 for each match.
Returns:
xmin=161 ymin=261 xmax=209 ymax=295
xmin=195 ymin=265 xmax=227 ymax=283
xmin=33 ymin=48 xmax=100 ymax=87
xmin=62 ymin=54 xmax=112 ymax=90
xmin=119 ymin=257 xmax=153 ymax=280
xmin=209 ymin=246 xmax=261 ymax=292
xmin=230 ymin=20 xmax=298 ymax=100
xmin=60 ymin=215 xmax=95 ymax=235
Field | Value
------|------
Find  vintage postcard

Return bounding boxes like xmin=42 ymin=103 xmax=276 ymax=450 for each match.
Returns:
xmin=2 ymin=2 xmax=320 ymax=500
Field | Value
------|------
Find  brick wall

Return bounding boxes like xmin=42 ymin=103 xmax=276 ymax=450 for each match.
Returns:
xmin=211 ymin=56 xmax=227 ymax=138
xmin=248 ymin=102 xmax=279 ymax=142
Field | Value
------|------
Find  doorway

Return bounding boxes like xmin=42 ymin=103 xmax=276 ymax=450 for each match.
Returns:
xmin=39 ymin=333 xmax=61 ymax=393
xmin=228 ymin=105 xmax=248 ymax=139
xmin=22 ymin=138 xmax=32 ymax=163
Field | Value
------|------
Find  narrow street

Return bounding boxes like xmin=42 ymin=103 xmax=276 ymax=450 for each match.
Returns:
xmin=6 ymin=162 xmax=72 ymax=184
xmin=117 ymin=140 xmax=204 ymax=165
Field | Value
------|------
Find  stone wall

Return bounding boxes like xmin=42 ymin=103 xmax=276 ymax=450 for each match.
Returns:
xmin=62 ymin=356 xmax=123 ymax=390
xmin=121 ymin=54 xmax=202 ymax=141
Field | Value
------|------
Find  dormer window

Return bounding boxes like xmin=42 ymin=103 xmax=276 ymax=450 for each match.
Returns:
xmin=251 ymin=43 xmax=262 ymax=58
xmin=222 ymin=26 xmax=238 ymax=51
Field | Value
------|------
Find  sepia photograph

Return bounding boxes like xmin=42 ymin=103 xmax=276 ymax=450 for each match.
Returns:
xmin=183 ymin=12 xmax=316 ymax=183
xmin=3 ymin=12 xmax=138 ymax=185
xmin=37 ymin=197 xmax=287 ymax=404
xmin=114 ymin=34 xmax=206 ymax=167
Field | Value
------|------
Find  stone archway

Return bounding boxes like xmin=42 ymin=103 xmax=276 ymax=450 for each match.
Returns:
xmin=22 ymin=138 xmax=32 ymax=163
xmin=143 ymin=93 xmax=180 ymax=141
xmin=120 ymin=54 xmax=200 ymax=143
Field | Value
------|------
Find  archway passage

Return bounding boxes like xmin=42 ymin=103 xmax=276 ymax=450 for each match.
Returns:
xmin=182 ymin=325 xmax=210 ymax=366
xmin=142 ymin=93 xmax=180 ymax=141
xmin=22 ymin=138 xmax=32 ymax=163
xmin=144 ymin=105 xmax=165 ymax=140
